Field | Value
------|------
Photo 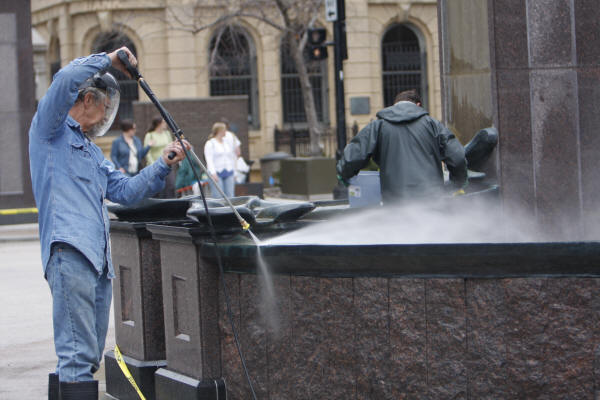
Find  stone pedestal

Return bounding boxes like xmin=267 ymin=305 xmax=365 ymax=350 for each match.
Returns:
xmin=280 ymin=157 xmax=337 ymax=199
xmin=146 ymin=224 xmax=225 ymax=400
xmin=154 ymin=369 xmax=226 ymax=400
xmin=438 ymin=0 xmax=600 ymax=240
xmin=104 ymin=351 xmax=166 ymax=400
xmin=105 ymin=221 xmax=166 ymax=400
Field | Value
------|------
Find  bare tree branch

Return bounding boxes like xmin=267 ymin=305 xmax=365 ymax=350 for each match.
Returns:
xmin=162 ymin=0 xmax=328 ymax=155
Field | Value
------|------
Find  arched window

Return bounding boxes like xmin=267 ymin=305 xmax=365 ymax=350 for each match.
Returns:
xmin=209 ymin=26 xmax=259 ymax=129
xmin=381 ymin=24 xmax=427 ymax=108
xmin=91 ymin=31 xmax=139 ymax=130
xmin=280 ymin=37 xmax=328 ymax=125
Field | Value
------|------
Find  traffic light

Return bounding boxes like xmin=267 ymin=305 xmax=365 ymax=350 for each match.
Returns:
xmin=307 ymin=27 xmax=328 ymax=60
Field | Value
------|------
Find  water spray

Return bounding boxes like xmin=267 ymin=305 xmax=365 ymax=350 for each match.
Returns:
xmin=117 ymin=50 xmax=258 ymax=399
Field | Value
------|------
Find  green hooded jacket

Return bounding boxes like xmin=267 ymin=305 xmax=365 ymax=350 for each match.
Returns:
xmin=336 ymin=101 xmax=467 ymax=203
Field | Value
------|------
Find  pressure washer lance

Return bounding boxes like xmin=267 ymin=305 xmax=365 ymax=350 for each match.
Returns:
xmin=116 ymin=50 xmax=250 ymax=231
xmin=116 ymin=50 xmax=258 ymax=400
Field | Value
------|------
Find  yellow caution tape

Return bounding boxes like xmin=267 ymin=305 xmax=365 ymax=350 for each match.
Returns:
xmin=114 ymin=345 xmax=146 ymax=400
xmin=0 ymin=207 xmax=38 ymax=215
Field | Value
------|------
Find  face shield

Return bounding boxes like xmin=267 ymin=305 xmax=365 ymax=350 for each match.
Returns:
xmin=78 ymin=72 xmax=120 ymax=138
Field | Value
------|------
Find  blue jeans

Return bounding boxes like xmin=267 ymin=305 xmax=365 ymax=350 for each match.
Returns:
xmin=209 ymin=173 xmax=235 ymax=198
xmin=45 ymin=242 xmax=112 ymax=382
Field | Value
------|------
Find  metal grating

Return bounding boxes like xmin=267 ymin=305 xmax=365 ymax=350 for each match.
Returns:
xmin=209 ymin=26 xmax=258 ymax=128
xmin=381 ymin=25 xmax=424 ymax=107
xmin=280 ymin=41 xmax=327 ymax=124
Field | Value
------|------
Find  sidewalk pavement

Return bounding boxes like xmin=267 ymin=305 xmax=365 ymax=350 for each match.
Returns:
xmin=0 ymin=232 xmax=114 ymax=399
xmin=0 ymin=223 xmax=39 ymax=242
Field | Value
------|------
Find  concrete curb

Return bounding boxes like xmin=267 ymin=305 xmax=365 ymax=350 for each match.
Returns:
xmin=0 ymin=223 xmax=39 ymax=243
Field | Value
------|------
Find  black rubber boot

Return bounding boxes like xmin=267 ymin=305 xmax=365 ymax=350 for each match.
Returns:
xmin=48 ymin=373 xmax=59 ymax=400
xmin=59 ymin=380 xmax=98 ymax=400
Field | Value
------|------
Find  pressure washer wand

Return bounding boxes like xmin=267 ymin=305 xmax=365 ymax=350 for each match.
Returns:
xmin=116 ymin=50 xmax=250 ymax=231
xmin=117 ymin=50 xmax=258 ymax=400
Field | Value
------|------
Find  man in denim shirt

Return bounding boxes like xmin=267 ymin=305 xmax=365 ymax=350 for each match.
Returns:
xmin=29 ymin=47 xmax=188 ymax=400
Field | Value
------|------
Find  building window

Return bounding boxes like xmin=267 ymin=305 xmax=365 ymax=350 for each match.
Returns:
xmin=280 ymin=38 xmax=328 ymax=125
xmin=91 ymin=31 xmax=139 ymax=131
xmin=381 ymin=24 xmax=428 ymax=108
xmin=209 ymin=26 xmax=259 ymax=129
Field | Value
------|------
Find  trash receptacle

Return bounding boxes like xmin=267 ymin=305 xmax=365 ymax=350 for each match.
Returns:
xmin=348 ymin=171 xmax=381 ymax=208
xmin=260 ymin=152 xmax=292 ymax=187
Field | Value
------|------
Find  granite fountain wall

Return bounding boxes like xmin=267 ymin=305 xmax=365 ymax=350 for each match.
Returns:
xmin=144 ymin=223 xmax=600 ymax=400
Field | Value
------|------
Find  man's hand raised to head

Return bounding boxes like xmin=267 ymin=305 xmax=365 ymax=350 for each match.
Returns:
xmin=107 ymin=46 xmax=137 ymax=79
xmin=162 ymin=140 xmax=191 ymax=166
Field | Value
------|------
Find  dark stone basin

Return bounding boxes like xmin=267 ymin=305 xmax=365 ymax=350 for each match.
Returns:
xmin=186 ymin=197 xmax=316 ymax=228
xmin=196 ymin=239 xmax=600 ymax=278
xmin=107 ymin=196 xmax=213 ymax=222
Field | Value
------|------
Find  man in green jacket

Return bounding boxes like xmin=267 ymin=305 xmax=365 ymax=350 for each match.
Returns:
xmin=337 ymin=89 xmax=467 ymax=204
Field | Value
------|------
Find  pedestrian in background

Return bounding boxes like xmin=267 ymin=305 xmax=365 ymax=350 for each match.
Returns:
xmin=175 ymin=146 xmax=205 ymax=196
xmin=204 ymin=122 xmax=238 ymax=198
xmin=143 ymin=117 xmax=171 ymax=164
xmin=144 ymin=116 xmax=176 ymax=197
xmin=110 ymin=119 xmax=149 ymax=176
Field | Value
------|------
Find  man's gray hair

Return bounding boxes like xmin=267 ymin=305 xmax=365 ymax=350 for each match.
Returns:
xmin=76 ymin=86 xmax=106 ymax=105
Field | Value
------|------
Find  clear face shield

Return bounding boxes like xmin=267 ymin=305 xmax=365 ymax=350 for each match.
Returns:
xmin=78 ymin=72 xmax=120 ymax=138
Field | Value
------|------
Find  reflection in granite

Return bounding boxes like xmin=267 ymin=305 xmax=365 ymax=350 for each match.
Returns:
xmin=441 ymin=0 xmax=493 ymax=146
xmin=439 ymin=0 xmax=600 ymax=240
xmin=215 ymin=274 xmax=599 ymax=399
xmin=448 ymin=75 xmax=494 ymax=145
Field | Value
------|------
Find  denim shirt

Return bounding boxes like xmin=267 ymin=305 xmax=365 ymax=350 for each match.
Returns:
xmin=29 ymin=53 xmax=171 ymax=278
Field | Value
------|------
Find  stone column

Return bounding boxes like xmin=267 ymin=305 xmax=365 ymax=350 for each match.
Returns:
xmin=438 ymin=0 xmax=600 ymax=240
xmin=0 ymin=0 xmax=35 ymax=212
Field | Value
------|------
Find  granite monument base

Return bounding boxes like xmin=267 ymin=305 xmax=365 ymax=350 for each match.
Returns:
xmin=155 ymin=369 xmax=226 ymax=400
xmin=104 ymin=351 xmax=166 ymax=400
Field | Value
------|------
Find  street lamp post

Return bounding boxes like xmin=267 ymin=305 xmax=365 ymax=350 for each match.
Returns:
xmin=329 ymin=0 xmax=349 ymax=199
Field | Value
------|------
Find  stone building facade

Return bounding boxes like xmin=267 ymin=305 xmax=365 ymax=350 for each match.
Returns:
xmin=30 ymin=0 xmax=440 ymax=166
